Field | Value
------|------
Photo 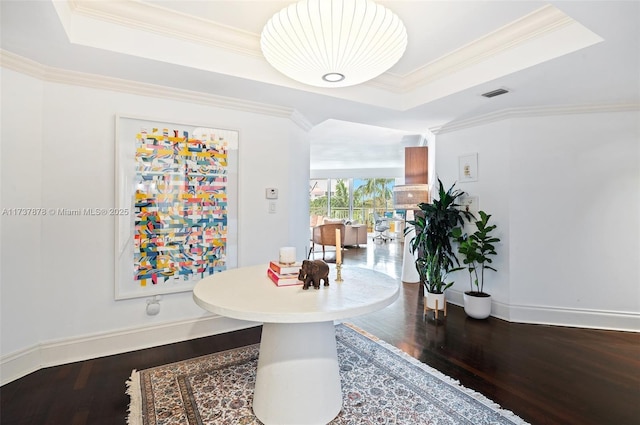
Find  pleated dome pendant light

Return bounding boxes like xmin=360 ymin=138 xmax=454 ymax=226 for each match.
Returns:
xmin=261 ymin=0 xmax=407 ymax=88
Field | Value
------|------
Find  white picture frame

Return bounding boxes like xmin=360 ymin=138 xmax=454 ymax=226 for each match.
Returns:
xmin=458 ymin=153 xmax=478 ymax=182
xmin=114 ymin=115 xmax=239 ymax=300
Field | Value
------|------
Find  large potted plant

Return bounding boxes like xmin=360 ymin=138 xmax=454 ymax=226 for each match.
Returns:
xmin=452 ymin=210 xmax=500 ymax=319
xmin=408 ymin=179 xmax=473 ymax=316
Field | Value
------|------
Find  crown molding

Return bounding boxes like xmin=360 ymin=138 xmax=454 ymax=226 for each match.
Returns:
xmin=67 ymin=0 xmax=261 ymax=58
xmin=399 ymin=5 xmax=574 ymax=93
xmin=431 ymin=103 xmax=640 ymax=134
xmin=367 ymin=5 xmax=576 ymax=93
xmin=6 ymin=50 xmax=636 ymax=136
xmin=67 ymin=0 xmax=396 ymax=92
xmin=62 ymin=2 xmax=583 ymax=97
xmin=346 ymin=5 xmax=586 ymax=95
xmin=290 ymin=110 xmax=314 ymax=132
xmin=1 ymin=50 xmax=316 ymax=130
xmin=0 ymin=50 xmax=45 ymax=80
xmin=367 ymin=72 xmax=404 ymax=92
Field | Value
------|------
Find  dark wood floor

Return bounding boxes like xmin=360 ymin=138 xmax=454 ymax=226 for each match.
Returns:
xmin=2 ymin=238 xmax=639 ymax=425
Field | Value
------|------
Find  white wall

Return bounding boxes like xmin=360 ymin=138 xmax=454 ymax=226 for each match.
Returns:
xmin=1 ymin=71 xmax=45 ymax=355
xmin=433 ymin=120 xmax=512 ymax=312
xmin=436 ymin=109 xmax=640 ymax=330
xmin=287 ymin=124 xmax=312 ymax=254
xmin=1 ymin=67 xmax=311 ymax=383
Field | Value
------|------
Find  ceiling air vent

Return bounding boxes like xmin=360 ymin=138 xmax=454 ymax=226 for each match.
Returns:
xmin=481 ymin=88 xmax=509 ymax=98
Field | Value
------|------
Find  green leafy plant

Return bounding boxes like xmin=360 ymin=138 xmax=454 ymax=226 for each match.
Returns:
xmin=408 ymin=179 xmax=474 ymax=294
xmin=452 ymin=210 xmax=500 ymax=295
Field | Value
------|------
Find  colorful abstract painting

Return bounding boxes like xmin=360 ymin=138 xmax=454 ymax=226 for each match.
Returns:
xmin=116 ymin=117 xmax=238 ymax=299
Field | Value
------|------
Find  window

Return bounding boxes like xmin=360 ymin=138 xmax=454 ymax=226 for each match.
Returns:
xmin=310 ymin=178 xmax=396 ymax=229
xmin=309 ymin=179 xmax=328 ymax=217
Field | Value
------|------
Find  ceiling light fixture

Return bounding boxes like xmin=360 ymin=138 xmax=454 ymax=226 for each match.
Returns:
xmin=260 ymin=0 xmax=407 ymax=88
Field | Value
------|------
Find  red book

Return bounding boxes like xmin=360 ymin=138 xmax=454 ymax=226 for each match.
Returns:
xmin=269 ymin=261 xmax=302 ymax=275
xmin=267 ymin=268 xmax=303 ymax=286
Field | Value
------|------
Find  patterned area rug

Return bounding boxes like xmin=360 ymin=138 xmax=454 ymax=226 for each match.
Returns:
xmin=127 ymin=324 xmax=529 ymax=425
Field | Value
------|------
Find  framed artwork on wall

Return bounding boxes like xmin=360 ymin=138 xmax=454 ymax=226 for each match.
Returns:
xmin=115 ymin=115 xmax=239 ymax=300
xmin=458 ymin=153 xmax=478 ymax=183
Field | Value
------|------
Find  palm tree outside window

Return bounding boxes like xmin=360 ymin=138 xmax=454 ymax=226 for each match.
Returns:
xmin=310 ymin=178 xmax=396 ymax=230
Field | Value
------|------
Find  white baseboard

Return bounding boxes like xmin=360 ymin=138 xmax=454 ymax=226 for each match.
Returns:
xmin=507 ymin=304 xmax=640 ymax=332
xmin=1 ymin=314 xmax=260 ymax=386
xmin=446 ymin=289 xmax=640 ymax=332
xmin=1 ymin=345 xmax=42 ymax=387
xmin=4 ymin=298 xmax=638 ymax=386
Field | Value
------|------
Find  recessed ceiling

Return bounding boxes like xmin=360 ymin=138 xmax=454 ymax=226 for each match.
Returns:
xmin=1 ymin=1 xmax=638 ymax=172
xmin=48 ymin=0 xmax=602 ymax=109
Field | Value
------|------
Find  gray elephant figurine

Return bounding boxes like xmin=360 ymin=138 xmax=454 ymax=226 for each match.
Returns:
xmin=298 ymin=259 xmax=330 ymax=290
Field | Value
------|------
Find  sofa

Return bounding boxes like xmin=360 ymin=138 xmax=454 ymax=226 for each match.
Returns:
xmin=343 ymin=224 xmax=367 ymax=247
xmin=310 ymin=216 xmax=368 ymax=247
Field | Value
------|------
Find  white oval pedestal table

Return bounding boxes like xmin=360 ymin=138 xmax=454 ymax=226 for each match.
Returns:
xmin=193 ymin=264 xmax=399 ymax=425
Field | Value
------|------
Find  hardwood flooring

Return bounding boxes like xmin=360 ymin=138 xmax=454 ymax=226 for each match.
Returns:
xmin=2 ymin=238 xmax=638 ymax=425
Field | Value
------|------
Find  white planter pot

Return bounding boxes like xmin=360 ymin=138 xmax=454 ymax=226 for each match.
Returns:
xmin=423 ymin=291 xmax=447 ymax=319
xmin=463 ymin=292 xmax=492 ymax=319
xmin=424 ymin=292 xmax=445 ymax=310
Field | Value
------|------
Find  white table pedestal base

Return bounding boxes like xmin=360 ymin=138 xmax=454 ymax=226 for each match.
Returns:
xmin=401 ymin=226 xmax=420 ymax=283
xmin=193 ymin=265 xmax=399 ymax=424
xmin=253 ymin=321 xmax=342 ymax=425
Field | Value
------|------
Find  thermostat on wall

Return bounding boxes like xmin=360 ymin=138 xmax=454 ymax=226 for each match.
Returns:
xmin=266 ymin=188 xmax=278 ymax=199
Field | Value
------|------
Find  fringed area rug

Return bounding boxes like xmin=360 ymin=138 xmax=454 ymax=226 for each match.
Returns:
xmin=127 ymin=323 xmax=529 ymax=425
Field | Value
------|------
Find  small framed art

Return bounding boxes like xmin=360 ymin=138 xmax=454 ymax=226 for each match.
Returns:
xmin=458 ymin=153 xmax=478 ymax=182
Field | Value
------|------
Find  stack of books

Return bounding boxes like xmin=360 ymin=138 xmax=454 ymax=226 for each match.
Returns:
xmin=267 ymin=261 xmax=303 ymax=286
